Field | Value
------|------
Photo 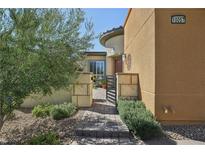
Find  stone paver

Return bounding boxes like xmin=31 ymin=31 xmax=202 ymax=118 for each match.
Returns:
xmin=73 ymin=88 xmax=137 ymax=144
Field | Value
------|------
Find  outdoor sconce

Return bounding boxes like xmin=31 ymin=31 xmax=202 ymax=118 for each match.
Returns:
xmin=163 ymin=106 xmax=175 ymax=114
xmin=122 ymin=53 xmax=127 ymax=62
xmin=163 ymin=106 xmax=169 ymax=114
xmin=122 ymin=53 xmax=131 ymax=71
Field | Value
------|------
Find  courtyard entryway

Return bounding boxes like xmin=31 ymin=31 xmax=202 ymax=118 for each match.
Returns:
xmin=72 ymin=88 xmax=141 ymax=145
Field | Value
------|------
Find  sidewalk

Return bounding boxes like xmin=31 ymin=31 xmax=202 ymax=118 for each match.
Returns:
xmin=72 ymin=88 xmax=142 ymax=145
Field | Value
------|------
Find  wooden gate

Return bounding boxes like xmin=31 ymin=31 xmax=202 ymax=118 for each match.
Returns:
xmin=106 ymin=75 xmax=117 ymax=104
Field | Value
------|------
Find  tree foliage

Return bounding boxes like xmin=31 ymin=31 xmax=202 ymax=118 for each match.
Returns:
xmin=0 ymin=8 xmax=94 ymax=129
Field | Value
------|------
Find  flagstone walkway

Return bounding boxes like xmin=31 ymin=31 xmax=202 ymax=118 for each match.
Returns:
xmin=72 ymin=88 xmax=143 ymax=145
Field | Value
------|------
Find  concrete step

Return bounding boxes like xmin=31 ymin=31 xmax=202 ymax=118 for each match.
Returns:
xmin=75 ymin=128 xmax=131 ymax=138
xmin=75 ymin=120 xmax=131 ymax=138
xmin=75 ymin=94 xmax=131 ymax=139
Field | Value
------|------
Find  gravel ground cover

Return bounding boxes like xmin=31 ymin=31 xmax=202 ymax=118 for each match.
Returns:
xmin=141 ymin=125 xmax=205 ymax=145
xmin=162 ymin=124 xmax=205 ymax=141
xmin=1 ymin=104 xmax=205 ymax=145
xmin=0 ymin=110 xmax=79 ymax=145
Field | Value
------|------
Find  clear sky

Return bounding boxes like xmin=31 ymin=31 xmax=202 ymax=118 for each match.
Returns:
xmin=83 ymin=8 xmax=128 ymax=51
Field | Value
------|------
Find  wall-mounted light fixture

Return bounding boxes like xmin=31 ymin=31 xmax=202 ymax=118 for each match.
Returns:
xmin=163 ymin=106 xmax=175 ymax=114
xmin=122 ymin=53 xmax=131 ymax=70
xmin=122 ymin=53 xmax=126 ymax=62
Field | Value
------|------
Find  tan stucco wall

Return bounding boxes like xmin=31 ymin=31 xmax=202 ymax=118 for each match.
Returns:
xmin=22 ymin=89 xmax=72 ymax=108
xmin=83 ymin=55 xmax=106 ymax=72
xmin=106 ymin=56 xmax=115 ymax=75
xmin=22 ymin=73 xmax=93 ymax=108
xmin=124 ymin=9 xmax=156 ymax=114
xmin=155 ymin=9 xmax=205 ymax=122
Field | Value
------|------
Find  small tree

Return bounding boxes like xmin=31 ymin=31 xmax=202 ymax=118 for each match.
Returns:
xmin=0 ymin=9 xmax=94 ymax=130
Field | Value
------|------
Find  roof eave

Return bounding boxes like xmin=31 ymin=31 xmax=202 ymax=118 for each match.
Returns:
xmin=99 ymin=27 xmax=124 ymax=47
xmin=84 ymin=51 xmax=107 ymax=56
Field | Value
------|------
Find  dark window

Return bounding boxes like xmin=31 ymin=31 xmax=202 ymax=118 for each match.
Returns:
xmin=89 ymin=61 xmax=105 ymax=79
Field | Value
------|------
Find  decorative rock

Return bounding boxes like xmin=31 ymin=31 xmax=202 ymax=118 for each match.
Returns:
xmin=0 ymin=110 xmax=78 ymax=145
xmin=59 ymin=132 xmax=66 ymax=138
xmin=162 ymin=124 xmax=205 ymax=141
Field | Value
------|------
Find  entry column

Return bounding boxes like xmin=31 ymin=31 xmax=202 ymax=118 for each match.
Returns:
xmin=116 ymin=73 xmax=139 ymax=102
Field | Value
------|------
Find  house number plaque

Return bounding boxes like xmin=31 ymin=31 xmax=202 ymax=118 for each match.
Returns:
xmin=171 ymin=15 xmax=186 ymax=24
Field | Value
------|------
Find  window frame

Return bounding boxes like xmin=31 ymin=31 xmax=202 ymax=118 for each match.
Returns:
xmin=88 ymin=60 xmax=106 ymax=79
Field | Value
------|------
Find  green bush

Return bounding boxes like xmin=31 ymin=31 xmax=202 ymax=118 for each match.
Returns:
xmin=32 ymin=103 xmax=52 ymax=117
xmin=32 ymin=102 xmax=77 ymax=120
xmin=117 ymin=100 xmax=163 ymax=140
xmin=117 ymin=99 xmax=146 ymax=111
xmin=27 ymin=131 xmax=60 ymax=145
xmin=50 ymin=103 xmax=77 ymax=120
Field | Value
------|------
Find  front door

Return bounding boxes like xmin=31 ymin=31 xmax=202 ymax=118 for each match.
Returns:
xmin=114 ymin=56 xmax=122 ymax=73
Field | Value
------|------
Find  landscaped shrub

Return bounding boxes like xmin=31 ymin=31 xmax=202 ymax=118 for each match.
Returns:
xmin=117 ymin=99 xmax=146 ymax=111
xmin=32 ymin=102 xmax=77 ymax=120
xmin=117 ymin=100 xmax=163 ymax=140
xmin=32 ymin=103 xmax=52 ymax=117
xmin=50 ymin=103 xmax=77 ymax=120
xmin=27 ymin=131 xmax=60 ymax=145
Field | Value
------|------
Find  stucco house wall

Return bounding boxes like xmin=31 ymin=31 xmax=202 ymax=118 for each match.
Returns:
xmin=22 ymin=73 xmax=93 ymax=108
xmin=124 ymin=8 xmax=205 ymax=123
xmin=123 ymin=9 xmax=156 ymax=114
xmin=22 ymin=89 xmax=72 ymax=108
xmin=106 ymin=56 xmax=115 ymax=75
xmin=155 ymin=9 xmax=205 ymax=122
